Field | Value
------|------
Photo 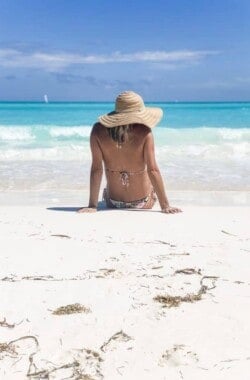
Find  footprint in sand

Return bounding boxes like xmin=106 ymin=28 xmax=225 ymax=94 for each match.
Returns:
xmin=159 ymin=344 xmax=199 ymax=367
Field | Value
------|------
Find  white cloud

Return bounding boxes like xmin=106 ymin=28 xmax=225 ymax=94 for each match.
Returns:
xmin=167 ymin=77 xmax=250 ymax=90
xmin=0 ymin=48 xmax=218 ymax=72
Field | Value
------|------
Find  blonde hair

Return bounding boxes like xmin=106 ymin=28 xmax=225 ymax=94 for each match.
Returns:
xmin=107 ymin=124 xmax=133 ymax=144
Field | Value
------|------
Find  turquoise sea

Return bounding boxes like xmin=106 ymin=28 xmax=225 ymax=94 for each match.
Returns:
xmin=0 ymin=101 xmax=250 ymax=196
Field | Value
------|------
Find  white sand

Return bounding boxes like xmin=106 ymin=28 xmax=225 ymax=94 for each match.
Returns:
xmin=0 ymin=205 xmax=250 ymax=379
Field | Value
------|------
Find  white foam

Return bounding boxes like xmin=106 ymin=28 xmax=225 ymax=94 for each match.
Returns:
xmin=0 ymin=126 xmax=35 ymax=141
xmin=49 ymin=126 xmax=92 ymax=138
xmin=217 ymin=128 xmax=250 ymax=141
xmin=154 ymin=127 xmax=250 ymax=145
xmin=157 ymin=142 xmax=250 ymax=161
xmin=0 ymin=145 xmax=91 ymax=161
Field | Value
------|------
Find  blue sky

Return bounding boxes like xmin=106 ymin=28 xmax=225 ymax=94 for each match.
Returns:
xmin=0 ymin=0 xmax=249 ymax=101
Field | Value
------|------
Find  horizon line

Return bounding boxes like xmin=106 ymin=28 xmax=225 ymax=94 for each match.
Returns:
xmin=1 ymin=100 xmax=250 ymax=103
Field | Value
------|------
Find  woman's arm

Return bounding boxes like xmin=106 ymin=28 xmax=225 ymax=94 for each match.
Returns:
xmin=78 ymin=125 xmax=103 ymax=212
xmin=144 ymin=132 xmax=181 ymax=214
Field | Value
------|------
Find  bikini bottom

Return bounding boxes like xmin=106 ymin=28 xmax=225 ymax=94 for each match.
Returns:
xmin=103 ymin=188 xmax=157 ymax=209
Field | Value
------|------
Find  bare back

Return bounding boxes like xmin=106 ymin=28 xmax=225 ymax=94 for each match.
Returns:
xmin=93 ymin=123 xmax=152 ymax=201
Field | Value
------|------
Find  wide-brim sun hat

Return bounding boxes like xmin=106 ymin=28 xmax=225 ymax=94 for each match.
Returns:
xmin=98 ymin=91 xmax=163 ymax=129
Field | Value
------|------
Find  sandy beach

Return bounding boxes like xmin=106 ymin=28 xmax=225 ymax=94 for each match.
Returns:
xmin=1 ymin=203 xmax=250 ymax=379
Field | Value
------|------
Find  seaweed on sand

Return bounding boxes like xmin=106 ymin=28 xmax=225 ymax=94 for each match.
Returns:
xmin=174 ymin=268 xmax=202 ymax=275
xmin=1 ymin=336 xmax=102 ymax=379
xmin=154 ymin=292 xmax=203 ymax=308
xmin=154 ymin=276 xmax=218 ymax=308
xmin=100 ymin=330 xmax=132 ymax=352
xmin=52 ymin=303 xmax=91 ymax=315
xmin=0 ymin=342 xmax=17 ymax=355
xmin=0 ymin=317 xmax=16 ymax=328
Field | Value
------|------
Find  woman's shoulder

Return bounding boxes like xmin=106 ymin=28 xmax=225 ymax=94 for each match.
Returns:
xmin=132 ymin=124 xmax=152 ymax=141
xmin=91 ymin=122 xmax=106 ymax=136
xmin=134 ymin=123 xmax=152 ymax=133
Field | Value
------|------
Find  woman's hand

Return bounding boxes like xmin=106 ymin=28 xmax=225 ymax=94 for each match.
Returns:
xmin=77 ymin=207 xmax=97 ymax=213
xmin=161 ymin=206 xmax=182 ymax=214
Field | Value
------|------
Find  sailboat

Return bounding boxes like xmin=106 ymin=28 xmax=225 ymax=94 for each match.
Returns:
xmin=44 ymin=94 xmax=49 ymax=103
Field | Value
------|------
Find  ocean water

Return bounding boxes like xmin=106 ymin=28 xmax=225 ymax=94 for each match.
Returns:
xmin=0 ymin=101 xmax=250 ymax=201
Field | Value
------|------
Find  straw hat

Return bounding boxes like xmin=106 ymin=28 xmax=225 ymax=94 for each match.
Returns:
xmin=98 ymin=91 xmax=163 ymax=128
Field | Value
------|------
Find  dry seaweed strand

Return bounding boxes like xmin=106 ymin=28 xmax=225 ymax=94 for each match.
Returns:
xmin=174 ymin=268 xmax=202 ymax=275
xmin=0 ymin=317 xmax=15 ymax=329
xmin=1 ymin=274 xmax=92 ymax=282
xmin=221 ymin=230 xmax=237 ymax=237
xmin=52 ymin=303 xmax=91 ymax=315
xmin=144 ymin=240 xmax=176 ymax=247
xmin=154 ymin=292 xmax=202 ymax=308
xmin=0 ymin=342 xmax=17 ymax=356
xmin=22 ymin=275 xmax=55 ymax=281
xmin=0 ymin=341 xmax=101 ymax=380
xmin=169 ymin=252 xmax=190 ymax=256
xmin=27 ymin=361 xmax=80 ymax=379
xmin=1 ymin=275 xmax=58 ymax=282
xmin=99 ymin=268 xmax=115 ymax=273
xmin=50 ymin=234 xmax=71 ymax=239
xmin=154 ymin=276 xmax=218 ymax=308
xmin=140 ymin=273 xmax=164 ymax=278
xmin=0 ymin=335 xmax=39 ymax=376
xmin=100 ymin=330 xmax=132 ymax=352
xmin=1 ymin=275 xmax=17 ymax=282
xmin=27 ymin=348 xmax=103 ymax=379
xmin=1 ymin=271 xmax=118 ymax=282
xmin=85 ymin=348 xmax=103 ymax=362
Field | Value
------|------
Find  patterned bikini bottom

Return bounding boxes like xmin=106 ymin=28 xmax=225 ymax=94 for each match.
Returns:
xmin=103 ymin=188 xmax=156 ymax=209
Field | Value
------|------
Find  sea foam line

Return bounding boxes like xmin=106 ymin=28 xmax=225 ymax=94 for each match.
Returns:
xmin=49 ymin=126 xmax=92 ymax=138
xmin=1 ymin=126 xmax=250 ymax=146
xmin=0 ymin=126 xmax=35 ymax=141
xmin=1 ymin=142 xmax=250 ymax=161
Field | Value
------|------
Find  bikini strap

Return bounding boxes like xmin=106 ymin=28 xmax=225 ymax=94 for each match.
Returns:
xmin=105 ymin=167 xmax=146 ymax=175
xmin=105 ymin=167 xmax=146 ymax=187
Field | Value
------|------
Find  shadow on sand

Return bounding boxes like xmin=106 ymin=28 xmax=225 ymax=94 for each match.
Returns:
xmin=47 ymin=207 xmax=80 ymax=212
xmin=47 ymin=201 xmax=108 ymax=212
xmin=47 ymin=204 xmax=157 ymax=213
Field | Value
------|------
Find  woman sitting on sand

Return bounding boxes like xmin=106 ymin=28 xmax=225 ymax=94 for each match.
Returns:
xmin=78 ymin=91 xmax=181 ymax=214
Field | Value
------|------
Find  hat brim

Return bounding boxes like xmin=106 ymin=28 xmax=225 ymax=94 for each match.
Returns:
xmin=98 ymin=107 xmax=163 ymax=129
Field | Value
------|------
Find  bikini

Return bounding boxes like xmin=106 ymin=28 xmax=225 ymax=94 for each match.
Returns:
xmin=105 ymin=167 xmax=146 ymax=187
xmin=103 ymin=167 xmax=156 ymax=209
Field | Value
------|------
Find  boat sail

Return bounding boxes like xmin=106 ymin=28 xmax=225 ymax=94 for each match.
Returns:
xmin=44 ymin=94 xmax=49 ymax=103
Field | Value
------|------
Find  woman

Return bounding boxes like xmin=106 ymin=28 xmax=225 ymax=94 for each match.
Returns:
xmin=78 ymin=91 xmax=181 ymax=214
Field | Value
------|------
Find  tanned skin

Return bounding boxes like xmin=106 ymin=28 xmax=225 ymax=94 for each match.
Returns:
xmin=78 ymin=123 xmax=182 ymax=214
